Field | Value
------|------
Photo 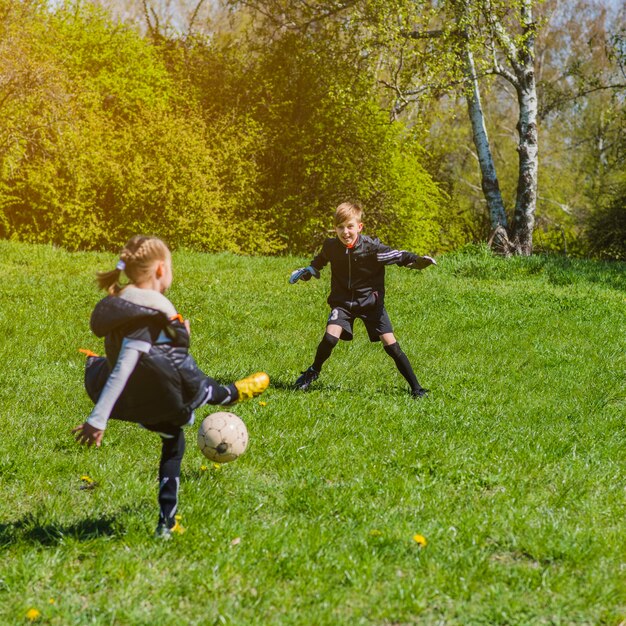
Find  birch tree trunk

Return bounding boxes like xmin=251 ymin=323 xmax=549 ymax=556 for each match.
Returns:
xmin=463 ymin=43 xmax=509 ymax=230
xmin=509 ymin=2 xmax=538 ymax=254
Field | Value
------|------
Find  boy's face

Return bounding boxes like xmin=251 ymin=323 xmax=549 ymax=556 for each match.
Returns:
xmin=335 ymin=217 xmax=363 ymax=248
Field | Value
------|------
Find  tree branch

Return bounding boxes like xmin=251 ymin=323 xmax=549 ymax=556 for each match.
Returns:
xmin=539 ymin=82 xmax=626 ymax=120
xmin=491 ymin=60 xmax=520 ymax=88
xmin=483 ymin=0 xmax=521 ymax=75
xmin=235 ymin=0 xmax=359 ymax=32
xmin=401 ymin=29 xmax=445 ymax=40
xmin=187 ymin=0 xmax=206 ymax=35
xmin=538 ymin=195 xmax=573 ymax=215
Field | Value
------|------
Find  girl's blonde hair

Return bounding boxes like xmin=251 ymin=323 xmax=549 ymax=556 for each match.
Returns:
xmin=334 ymin=202 xmax=363 ymax=225
xmin=97 ymin=235 xmax=170 ymax=295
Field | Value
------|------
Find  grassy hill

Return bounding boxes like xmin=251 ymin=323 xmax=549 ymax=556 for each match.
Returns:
xmin=0 ymin=240 xmax=624 ymax=625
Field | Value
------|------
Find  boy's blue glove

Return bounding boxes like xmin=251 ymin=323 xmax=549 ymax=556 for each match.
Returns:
xmin=289 ymin=266 xmax=320 ymax=284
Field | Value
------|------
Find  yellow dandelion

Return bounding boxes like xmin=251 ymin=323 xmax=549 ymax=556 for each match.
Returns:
xmin=79 ymin=475 xmax=98 ymax=491
xmin=48 ymin=598 xmax=55 ymax=605
xmin=258 ymin=401 xmax=267 ymax=407
xmin=212 ymin=463 xmax=221 ymax=470
xmin=412 ymin=534 xmax=427 ymax=547
xmin=26 ymin=608 xmax=41 ymax=621
xmin=369 ymin=529 xmax=382 ymax=537
xmin=200 ymin=465 xmax=208 ymax=471
xmin=171 ymin=515 xmax=186 ymax=535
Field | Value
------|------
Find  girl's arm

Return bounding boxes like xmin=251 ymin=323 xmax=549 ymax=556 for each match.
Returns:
xmin=73 ymin=338 xmax=150 ymax=446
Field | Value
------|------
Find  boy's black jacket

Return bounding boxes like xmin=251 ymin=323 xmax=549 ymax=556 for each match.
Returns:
xmin=85 ymin=296 xmax=208 ymax=426
xmin=310 ymin=235 xmax=418 ymax=311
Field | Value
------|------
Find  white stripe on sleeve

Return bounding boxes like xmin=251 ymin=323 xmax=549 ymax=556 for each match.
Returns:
xmin=377 ymin=250 xmax=404 ymax=262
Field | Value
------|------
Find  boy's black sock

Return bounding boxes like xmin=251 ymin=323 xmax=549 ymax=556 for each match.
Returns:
xmin=312 ymin=332 xmax=339 ymax=372
xmin=158 ymin=429 xmax=185 ymax=527
xmin=383 ymin=342 xmax=423 ymax=393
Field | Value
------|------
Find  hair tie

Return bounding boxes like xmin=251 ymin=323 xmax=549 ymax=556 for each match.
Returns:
xmin=115 ymin=259 xmax=126 ymax=271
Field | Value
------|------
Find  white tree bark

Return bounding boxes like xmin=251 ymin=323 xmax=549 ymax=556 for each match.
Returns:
xmin=512 ymin=74 xmax=538 ymax=254
xmin=509 ymin=0 xmax=538 ymax=254
xmin=463 ymin=43 xmax=509 ymax=230
xmin=485 ymin=0 xmax=538 ymax=254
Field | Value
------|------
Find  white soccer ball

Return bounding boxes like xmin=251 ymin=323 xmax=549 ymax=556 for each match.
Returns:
xmin=197 ymin=412 xmax=249 ymax=463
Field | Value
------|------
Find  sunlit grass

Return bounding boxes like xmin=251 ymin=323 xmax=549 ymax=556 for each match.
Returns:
xmin=0 ymin=241 xmax=624 ymax=624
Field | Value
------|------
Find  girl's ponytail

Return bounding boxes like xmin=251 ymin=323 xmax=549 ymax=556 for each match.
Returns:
xmin=96 ymin=261 xmax=126 ymax=295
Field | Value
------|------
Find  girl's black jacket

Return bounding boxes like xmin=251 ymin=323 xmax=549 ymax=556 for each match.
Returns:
xmin=310 ymin=235 xmax=418 ymax=311
xmin=84 ymin=296 xmax=209 ymax=426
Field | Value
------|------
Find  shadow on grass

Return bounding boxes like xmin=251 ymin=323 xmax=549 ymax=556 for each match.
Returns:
xmin=269 ymin=376 xmax=422 ymax=399
xmin=0 ymin=513 xmax=122 ymax=546
xmin=269 ymin=376 xmax=346 ymax=393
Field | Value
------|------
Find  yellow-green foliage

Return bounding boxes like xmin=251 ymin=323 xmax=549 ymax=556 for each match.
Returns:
xmin=0 ymin=1 xmax=450 ymax=254
xmin=0 ymin=3 xmax=259 ymax=252
xmin=183 ymin=24 xmax=452 ymax=253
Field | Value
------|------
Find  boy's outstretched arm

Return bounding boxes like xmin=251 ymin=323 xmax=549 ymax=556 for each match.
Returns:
xmin=375 ymin=243 xmax=436 ymax=269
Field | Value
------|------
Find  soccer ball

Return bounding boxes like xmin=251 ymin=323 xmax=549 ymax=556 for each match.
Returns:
xmin=197 ymin=412 xmax=248 ymax=463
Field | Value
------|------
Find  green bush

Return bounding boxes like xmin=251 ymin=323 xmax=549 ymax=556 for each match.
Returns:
xmin=175 ymin=25 xmax=451 ymax=254
xmin=585 ymin=184 xmax=626 ymax=261
xmin=0 ymin=1 xmax=451 ymax=255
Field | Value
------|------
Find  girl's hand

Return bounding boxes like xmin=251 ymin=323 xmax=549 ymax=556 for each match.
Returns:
xmin=184 ymin=319 xmax=191 ymax=334
xmin=72 ymin=422 xmax=104 ymax=448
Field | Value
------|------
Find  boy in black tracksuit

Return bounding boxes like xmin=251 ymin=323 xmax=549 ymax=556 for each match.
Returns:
xmin=289 ymin=202 xmax=435 ymax=397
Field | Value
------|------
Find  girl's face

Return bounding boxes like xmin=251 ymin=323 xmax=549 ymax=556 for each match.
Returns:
xmin=155 ymin=253 xmax=173 ymax=293
xmin=335 ymin=218 xmax=363 ymax=248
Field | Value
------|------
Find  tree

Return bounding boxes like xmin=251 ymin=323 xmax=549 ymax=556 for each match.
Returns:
xmin=373 ymin=0 xmax=540 ymax=254
xmin=0 ymin=1 xmax=251 ymax=251
xmin=530 ymin=0 xmax=626 ymax=254
xmin=228 ymin=0 xmax=541 ymax=254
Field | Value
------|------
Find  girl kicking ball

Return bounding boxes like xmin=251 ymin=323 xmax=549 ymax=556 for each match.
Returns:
xmin=73 ymin=235 xmax=269 ymax=538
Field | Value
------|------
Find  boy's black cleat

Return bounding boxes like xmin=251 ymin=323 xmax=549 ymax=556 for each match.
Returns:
xmin=411 ymin=387 xmax=429 ymax=399
xmin=294 ymin=367 xmax=319 ymax=391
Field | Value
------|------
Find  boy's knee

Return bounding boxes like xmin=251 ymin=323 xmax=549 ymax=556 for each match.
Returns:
xmin=323 ymin=332 xmax=340 ymax=347
xmin=383 ymin=342 xmax=402 ymax=358
xmin=325 ymin=324 xmax=343 ymax=340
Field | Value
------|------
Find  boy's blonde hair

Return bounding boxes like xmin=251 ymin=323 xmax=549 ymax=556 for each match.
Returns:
xmin=97 ymin=235 xmax=170 ymax=295
xmin=334 ymin=202 xmax=363 ymax=226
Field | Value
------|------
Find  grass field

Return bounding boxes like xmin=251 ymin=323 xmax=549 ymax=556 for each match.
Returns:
xmin=0 ymin=240 xmax=624 ymax=625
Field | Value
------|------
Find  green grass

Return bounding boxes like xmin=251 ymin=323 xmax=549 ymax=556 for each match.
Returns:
xmin=0 ymin=240 xmax=624 ymax=625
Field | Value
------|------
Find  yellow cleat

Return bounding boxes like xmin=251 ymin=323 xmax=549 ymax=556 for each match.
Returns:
xmin=171 ymin=515 xmax=186 ymax=535
xmin=234 ymin=372 xmax=270 ymax=402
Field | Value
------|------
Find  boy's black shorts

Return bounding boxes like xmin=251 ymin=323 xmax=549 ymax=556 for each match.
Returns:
xmin=327 ymin=306 xmax=393 ymax=342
